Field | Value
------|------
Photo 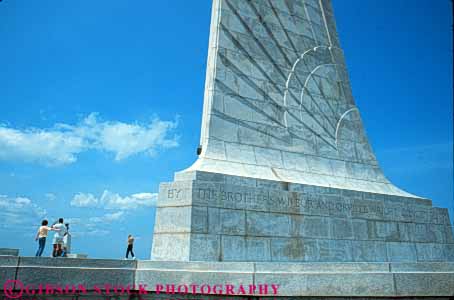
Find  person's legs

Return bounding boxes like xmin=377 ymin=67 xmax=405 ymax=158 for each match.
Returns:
xmin=131 ymin=246 xmax=135 ymax=258
xmin=35 ymin=239 xmax=43 ymax=257
xmin=126 ymin=245 xmax=132 ymax=258
xmin=62 ymin=246 xmax=68 ymax=257
xmin=35 ymin=240 xmax=41 ymax=256
xmin=56 ymin=243 xmax=63 ymax=257
xmin=37 ymin=237 xmax=46 ymax=256
xmin=52 ymin=244 xmax=58 ymax=257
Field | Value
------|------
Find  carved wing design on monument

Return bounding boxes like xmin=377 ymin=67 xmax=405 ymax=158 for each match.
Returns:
xmin=204 ymin=0 xmax=376 ymax=162
xmin=189 ymin=0 xmax=414 ymax=196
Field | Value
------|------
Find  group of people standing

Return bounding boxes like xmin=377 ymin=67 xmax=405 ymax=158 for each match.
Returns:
xmin=35 ymin=218 xmax=71 ymax=257
xmin=35 ymin=218 xmax=136 ymax=259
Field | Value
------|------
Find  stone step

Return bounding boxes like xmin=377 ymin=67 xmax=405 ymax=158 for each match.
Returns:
xmin=1 ymin=256 xmax=453 ymax=297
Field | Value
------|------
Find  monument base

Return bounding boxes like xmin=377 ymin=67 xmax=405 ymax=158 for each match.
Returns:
xmin=152 ymin=171 xmax=454 ymax=262
xmin=1 ymin=256 xmax=454 ymax=297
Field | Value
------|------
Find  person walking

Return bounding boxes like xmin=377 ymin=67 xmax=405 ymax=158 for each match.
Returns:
xmin=125 ymin=234 xmax=135 ymax=259
xmin=35 ymin=219 xmax=57 ymax=257
xmin=52 ymin=218 xmax=67 ymax=257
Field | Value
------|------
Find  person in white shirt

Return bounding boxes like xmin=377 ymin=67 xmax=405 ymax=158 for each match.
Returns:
xmin=52 ymin=218 xmax=67 ymax=257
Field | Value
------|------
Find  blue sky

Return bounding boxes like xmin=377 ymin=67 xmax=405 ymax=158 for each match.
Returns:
xmin=0 ymin=0 xmax=452 ymax=259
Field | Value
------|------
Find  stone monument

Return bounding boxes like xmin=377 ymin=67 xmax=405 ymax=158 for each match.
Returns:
xmin=152 ymin=0 xmax=454 ymax=262
xmin=1 ymin=1 xmax=454 ymax=299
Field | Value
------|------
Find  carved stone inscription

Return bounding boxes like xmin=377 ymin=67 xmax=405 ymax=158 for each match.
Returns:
xmin=197 ymin=187 xmax=377 ymax=213
xmin=167 ymin=189 xmax=183 ymax=199
xmin=193 ymin=187 xmax=448 ymax=225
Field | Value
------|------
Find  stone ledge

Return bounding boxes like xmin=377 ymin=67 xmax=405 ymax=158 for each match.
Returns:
xmin=173 ymin=171 xmax=433 ymax=206
xmin=0 ymin=248 xmax=19 ymax=256
xmin=1 ymin=257 xmax=454 ymax=297
xmin=255 ymin=261 xmax=391 ymax=272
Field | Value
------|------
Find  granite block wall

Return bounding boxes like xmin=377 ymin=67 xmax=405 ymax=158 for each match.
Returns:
xmin=152 ymin=171 xmax=454 ymax=262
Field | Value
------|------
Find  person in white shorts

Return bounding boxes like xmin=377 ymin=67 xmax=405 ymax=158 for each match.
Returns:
xmin=52 ymin=218 xmax=67 ymax=257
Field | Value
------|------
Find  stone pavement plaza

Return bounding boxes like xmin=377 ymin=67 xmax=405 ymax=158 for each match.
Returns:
xmin=1 ymin=0 xmax=453 ymax=299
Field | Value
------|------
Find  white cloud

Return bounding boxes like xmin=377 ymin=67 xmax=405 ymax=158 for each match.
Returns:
xmin=0 ymin=194 xmax=142 ymax=240
xmin=0 ymin=195 xmax=47 ymax=230
xmin=101 ymin=191 xmax=158 ymax=209
xmin=14 ymin=197 xmax=31 ymax=206
xmin=0 ymin=127 xmax=84 ymax=166
xmin=70 ymin=190 xmax=158 ymax=210
xmin=89 ymin=211 xmax=124 ymax=223
xmin=65 ymin=217 xmax=82 ymax=225
xmin=82 ymin=229 xmax=111 ymax=236
xmin=0 ymin=113 xmax=179 ymax=166
xmin=70 ymin=212 xmax=126 ymax=238
xmin=45 ymin=193 xmax=57 ymax=202
xmin=71 ymin=192 xmax=98 ymax=207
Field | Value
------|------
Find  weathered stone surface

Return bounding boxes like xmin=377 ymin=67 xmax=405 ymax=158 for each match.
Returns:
xmin=154 ymin=207 xmax=192 ymax=233
xmin=394 ymin=273 xmax=454 ymax=296
xmin=0 ymin=248 xmax=19 ymax=256
xmin=330 ymin=218 xmax=354 ymax=239
xmin=0 ymin=256 xmax=18 ymax=284
xmin=189 ymin=234 xmax=221 ymax=261
xmin=446 ymin=244 xmax=454 ymax=260
xmin=391 ymin=262 xmax=454 ymax=272
xmin=2 ymin=258 xmax=454 ymax=296
xmin=270 ymin=238 xmax=316 ymax=261
xmin=387 ymin=242 xmax=417 ymax=262
xmin=220 ymin=209 xmax=246 ymax=234
xmin=352 ymin=241 xmax=387 ymax=262
xmin=247 ymin=211 xmax=290 ymax=237
xmin=305 ymin=273 xmax=395 ymax=296
xmin=318 ymin=239 xmax=353 ymax=262
xmin=255 ymin=262 xmax=390 ymax=273
xmin=152 ymin=233 xmax=190 ymax=261
xmin=352 ymin=219 xmax=369 ymax=239
xmin=416 ymin=243 xmax=447 ymax=262
xmin=245 ymin=237 xmax=271 ymax=261
xmin=136 ymin=261 xmax=254 ymax=291
xmin=414 ymin=223 xmax=445 ymax=243
xmin=191 ymin=206 xmax=208 ymax=233
xmin=368 ymin=221 xmax=399 ymax=241
xmin=16 ymin=257 xmax=136 ymax=287
xmin=445 ymin=225 xmax=454 ymax=243
xmin=221 ymin=235 xmax=246 ymax=261
xmin=153 ymin=171 xmax=454 ymax=262
xmin=301 ymin=216 xmax=330 ymax=238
